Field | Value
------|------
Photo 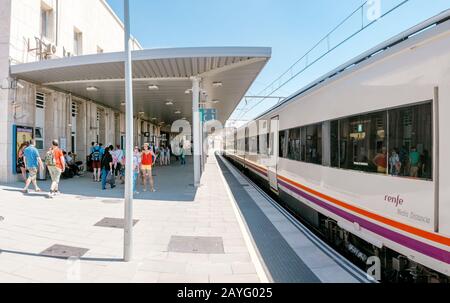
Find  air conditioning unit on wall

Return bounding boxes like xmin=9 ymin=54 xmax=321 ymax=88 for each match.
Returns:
xmin=43 ymin=44 xmax=58 ymax=59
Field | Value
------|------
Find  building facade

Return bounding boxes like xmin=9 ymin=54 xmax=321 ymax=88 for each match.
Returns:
xmin=0 ymin=0 xmax=162 ymax=182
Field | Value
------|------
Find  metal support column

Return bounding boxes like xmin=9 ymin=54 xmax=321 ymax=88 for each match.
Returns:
xmin=200 ymin=110 xmax=204 ymax=173
xmin=192 ymin=76 xmax=201 ymax=187
xmin=123 ymin=0 xmax=134 ymax=262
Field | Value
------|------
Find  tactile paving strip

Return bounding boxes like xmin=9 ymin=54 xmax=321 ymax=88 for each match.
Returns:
xmin=217 ymin=156 xmax=320 ymax=283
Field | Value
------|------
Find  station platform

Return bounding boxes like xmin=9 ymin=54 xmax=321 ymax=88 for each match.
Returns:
xmin=0 ymin=153 xmax=371 ymax=283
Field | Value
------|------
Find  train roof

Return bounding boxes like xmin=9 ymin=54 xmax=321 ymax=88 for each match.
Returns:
xmin=249 ymin=9 xmax=450 ymax=124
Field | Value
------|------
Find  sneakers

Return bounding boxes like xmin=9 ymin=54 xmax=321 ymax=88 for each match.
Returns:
xmin=48 ymin=190 xmax=61 ymax=198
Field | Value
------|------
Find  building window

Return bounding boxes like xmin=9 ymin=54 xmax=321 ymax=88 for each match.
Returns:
xmin=74 ymin=29 xmax=83 ymax=56
xmin=35 ymin=92 xmax=46 ymax=150
xmin=40 ymin=5 xmax=54 ymax=40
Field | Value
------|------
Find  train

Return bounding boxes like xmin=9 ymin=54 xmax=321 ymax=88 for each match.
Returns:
xmin=222 ymin=10 xmax=450 ymax=283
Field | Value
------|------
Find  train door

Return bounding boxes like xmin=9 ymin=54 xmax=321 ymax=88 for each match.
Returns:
xmin=268 ymin=116 xmax=279 ymax=192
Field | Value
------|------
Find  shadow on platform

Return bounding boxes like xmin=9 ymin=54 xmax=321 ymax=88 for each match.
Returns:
xmin=2 ymin=157 xmax=197 ymax=202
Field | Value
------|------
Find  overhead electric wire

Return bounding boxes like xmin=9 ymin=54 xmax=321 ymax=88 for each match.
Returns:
xmin=234 ymin=0 xmax=410 ymax=122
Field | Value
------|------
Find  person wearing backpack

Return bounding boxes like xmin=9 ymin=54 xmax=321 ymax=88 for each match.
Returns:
xmin=91 ymin=143 xmax=102 ymax=182
xmin=101 ymin=147 xmax=116 ymax=190
xmin=22 ymin=139 xmax=44 ymax=193
xmin=46 ymin=140 xmax=66 ymax=197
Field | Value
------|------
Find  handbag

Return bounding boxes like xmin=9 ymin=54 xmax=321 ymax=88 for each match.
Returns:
xmin=106 ymin=171 xmax=114 ymax=184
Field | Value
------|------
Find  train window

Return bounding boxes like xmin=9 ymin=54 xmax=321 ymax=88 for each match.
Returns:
xmin=279 ymin=130 xmax=288 ymax=159
xmin=245 ymin=128 xmax=249 ymax=153
xmin=339 ymin=111 xmax=387 ymax=173
xmin=258 ymin=132 xmax=267 ymax=155
xmin=330 ymin=120 xmax=339 ymax=167
xmin=288 ymin=128 xmax=301 ymax=161
xmin=388 ymin=102 xmax=432 ymax=180
xmin=329 ymin=102 xmax=432 ymax=180
xmin=249 ymin=135 xmax=258 ymax=155
xmin=257 ymin=135 xmax=260 ymax=154
xmin=301 ymin=124 xmax=322 ymax=165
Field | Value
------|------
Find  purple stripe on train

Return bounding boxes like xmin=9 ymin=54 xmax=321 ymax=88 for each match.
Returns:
xmin=277 ymin=179 xmax=449 ymax=264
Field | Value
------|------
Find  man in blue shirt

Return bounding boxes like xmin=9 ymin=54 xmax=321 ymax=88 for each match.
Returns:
xmin=23 ymin=139 xmax=44 ymax=193
xmin=99 ymin=143 xmax=105 ymax=157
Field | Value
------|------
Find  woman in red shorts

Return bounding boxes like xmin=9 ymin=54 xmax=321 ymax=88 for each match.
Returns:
xmin=141 ymin=143 xmax=155 ymax=192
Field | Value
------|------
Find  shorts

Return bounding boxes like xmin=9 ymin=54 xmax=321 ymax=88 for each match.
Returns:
xmin=48 ymin=166 xmax=62 ymax=183
xmin=141 ymin=165 xmax=152 ymax=171
xmin=27 ymin=168 xmax=38 ymax=181
xmin=92 ymin=161 xmax=101 ymax=169
xmin=410 ymin=166 xmax=419 ymax=177
xmin=18 ymin=158 xmax=25 ymax=168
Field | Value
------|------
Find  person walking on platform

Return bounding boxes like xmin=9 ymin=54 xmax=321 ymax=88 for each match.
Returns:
xmin=91 ymin=143 xmax=102 ymax=182
xmin=141 ymin=143 xmax=155 ymax=192
xmin=46 ymin=140 xmax=66 ymax=197
xmin=114 ymin=145 xmax=124 ymax=179
xmin=101 ymin=147 xmax=115 ymax=190
xmin=17 ymin=141 xmax=29 ymax=182
xmin=180 ymin=146 xmax=186 ymax=166
xmin=22 ymin=139 xmax=44 ymax=193
xmin=160 ymin=146 xmax=166 ymax=166
xmin=132 ymin=146 xmax=141 ymax=194
xmin=165 ymin=146 xmax=171 ymax=165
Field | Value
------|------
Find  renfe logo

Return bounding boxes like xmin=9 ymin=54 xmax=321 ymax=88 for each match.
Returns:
xmin=385 ymin=195 xmax=404 ymax=207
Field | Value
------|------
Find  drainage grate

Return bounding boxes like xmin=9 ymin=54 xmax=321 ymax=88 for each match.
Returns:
xmin=94 ymin=217 xmax=139 ymax=229
xmin=168 ymin=236 xmax=224 ymax=254
xmin=40 ymin=244 xmax=89 ymax=259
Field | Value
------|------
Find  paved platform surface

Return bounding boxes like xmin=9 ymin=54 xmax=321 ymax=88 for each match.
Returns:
xmin=0 ymin=153 xmax=369 ymax=283
xmin=0 ymin=156 xmax=262 ymax=283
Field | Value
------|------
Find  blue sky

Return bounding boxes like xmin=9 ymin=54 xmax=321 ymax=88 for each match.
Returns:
xmin=106 ymin=0 xmax=450 ymax=123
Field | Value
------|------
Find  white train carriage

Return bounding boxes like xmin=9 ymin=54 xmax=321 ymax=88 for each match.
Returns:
xmin=224 ymin=10 xmax=450 ymax=282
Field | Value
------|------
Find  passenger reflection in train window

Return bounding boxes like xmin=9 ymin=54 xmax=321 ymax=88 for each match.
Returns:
xmin=373 ymin=147 xmax=387 ymax=174
xmin=409 ymin=146 xmax=420 ymax=178
xmin=389 ymin=148 xmax=401 ymax=176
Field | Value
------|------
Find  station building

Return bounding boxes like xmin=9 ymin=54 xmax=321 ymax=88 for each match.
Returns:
xmin=0 ymin=0 xmax=271 ymax=183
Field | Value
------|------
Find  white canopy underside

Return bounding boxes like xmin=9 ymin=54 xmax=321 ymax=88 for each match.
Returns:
xmin=11 ymin=47 xmax=271 ymax=124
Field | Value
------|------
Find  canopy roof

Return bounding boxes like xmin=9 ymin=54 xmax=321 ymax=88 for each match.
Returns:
xmin=11 ymin=47 xmax=271 ymax=124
